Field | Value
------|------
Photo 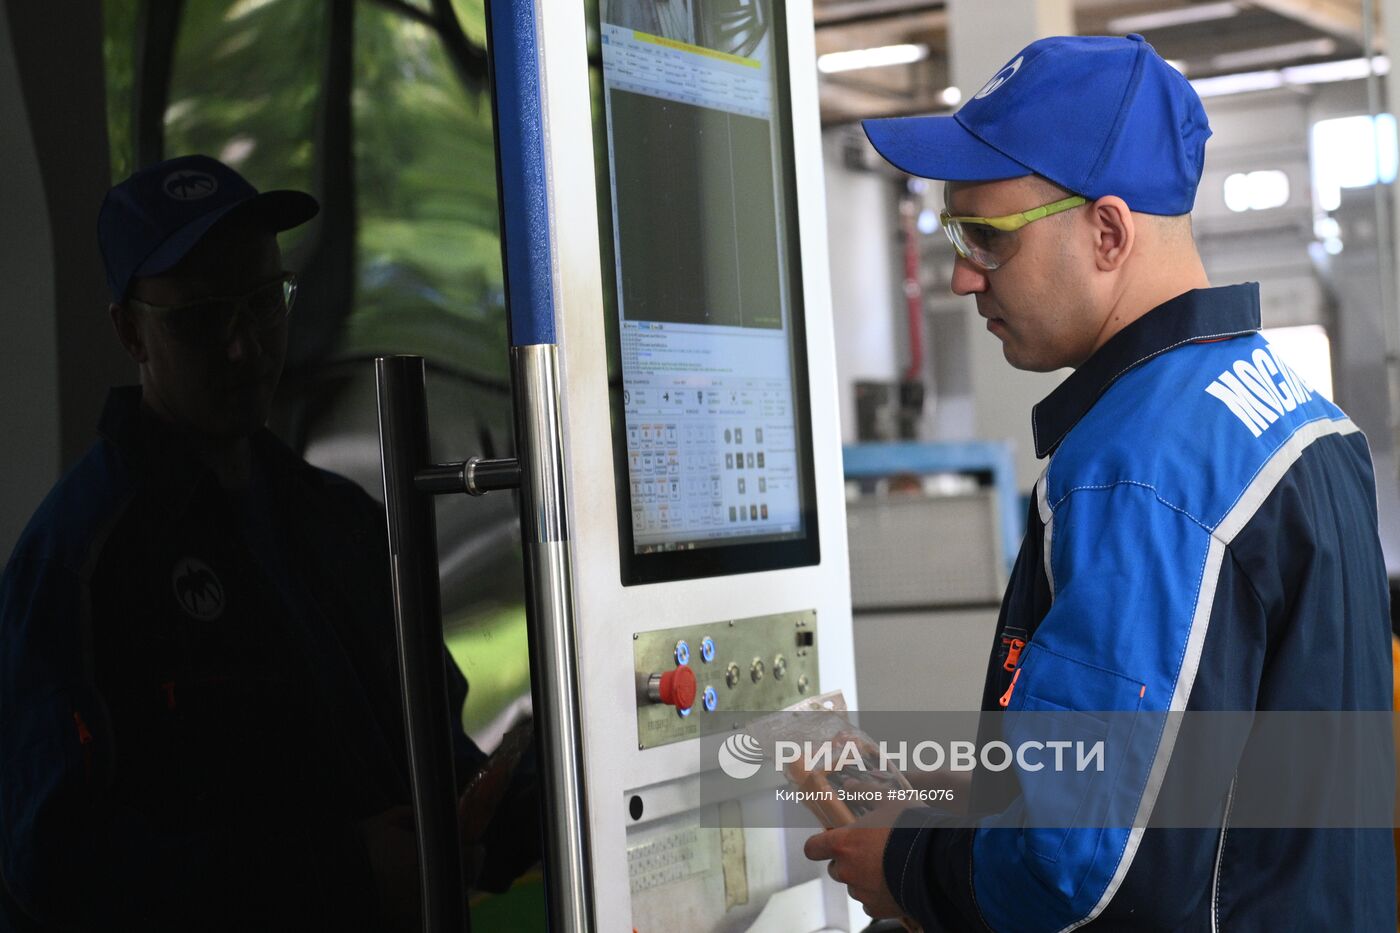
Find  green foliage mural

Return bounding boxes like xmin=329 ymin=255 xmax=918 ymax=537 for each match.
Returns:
xmin=101 ymin=2 xmax=137 ymax=184
xmin=350 ymin=1 xmax=507 ymax=378
xmin=101 ymin=0 xmax=530 ymax=744
xmin=102 ymin=0 xmax=509 ymax=383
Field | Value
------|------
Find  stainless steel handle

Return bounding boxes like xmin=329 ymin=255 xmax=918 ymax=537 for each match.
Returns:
xmin=374 ymin=355 xmax=469 ymax=933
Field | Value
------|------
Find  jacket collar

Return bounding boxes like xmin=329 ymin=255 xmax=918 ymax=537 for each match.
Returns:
xmin=97 ymin=386 xmax=310 ymax=502
xmin=98 ymin=386 xmax=206 ymax=505
xmin=1031 ymin=283 xmax=1262 ymax=459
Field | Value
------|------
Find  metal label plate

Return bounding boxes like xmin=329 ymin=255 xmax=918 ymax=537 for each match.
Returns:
xmin=633 ymin=609 xmax=819 ymax=749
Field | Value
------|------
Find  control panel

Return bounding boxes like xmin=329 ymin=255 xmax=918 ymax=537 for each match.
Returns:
xmin=633 ymin=610 xmax=818 ymax=749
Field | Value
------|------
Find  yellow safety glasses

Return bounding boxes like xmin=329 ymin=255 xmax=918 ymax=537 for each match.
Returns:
xmin=940 ymin=195 xmax=1087 ymax=271
xmin=128 ymin=272 xmax=298 ymax=345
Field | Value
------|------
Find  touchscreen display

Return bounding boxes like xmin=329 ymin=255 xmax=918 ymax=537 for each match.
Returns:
xmin=594 ymin=0 xmax=819 ymax=580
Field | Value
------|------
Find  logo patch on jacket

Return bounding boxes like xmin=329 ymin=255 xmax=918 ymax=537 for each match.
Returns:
xmin=1204 ymin=344 xmax=1315 ymax=437
xmin=172 ymin=558 xmax=225 ymax=621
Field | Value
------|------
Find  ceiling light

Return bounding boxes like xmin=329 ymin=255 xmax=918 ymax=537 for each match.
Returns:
xmin=1189 ymin=55 xmax=1391 ymax=98
xmin=1223 ymin=170 xmax=1290 ymax=212
xmin=1191 ymin=70 xmax=1285 ymax=98
xmin=1107 ymin=2 xmax=1238 ymax=33
xmin=818 ymin=44 xmax=929 ymax=74
xmin=1282 ymin=55 xmax=1389 ymax=85
xmin=1210 ymin=38 xmax=1337 ymax=72
xmin=940 ymin=86 xmax=962 ymax=106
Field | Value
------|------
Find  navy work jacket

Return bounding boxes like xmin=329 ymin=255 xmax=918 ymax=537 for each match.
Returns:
xmin=882 ymin=284 xmax=1396 ymax=931
xmin=0 ymin=387 xmax=510 ymax=931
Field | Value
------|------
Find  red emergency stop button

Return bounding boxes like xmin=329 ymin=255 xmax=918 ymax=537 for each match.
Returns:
xmin=647 ymin=665 xmax=697 ymax=710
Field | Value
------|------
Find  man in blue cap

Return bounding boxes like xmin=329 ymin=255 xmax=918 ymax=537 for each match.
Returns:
xmin=0 ymin=156 xmax=537 ymax=930
xmin=805 ymin=35 xmax=1394 ymax=930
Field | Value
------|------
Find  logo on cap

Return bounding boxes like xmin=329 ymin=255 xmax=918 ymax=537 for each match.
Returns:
xmin=172 ymin=558 xmax=225 ymax=621
xmin=975 ymin=55 xmax=1024 ymax=99
xmin=163 ymin=170 xmax=219 ymax=202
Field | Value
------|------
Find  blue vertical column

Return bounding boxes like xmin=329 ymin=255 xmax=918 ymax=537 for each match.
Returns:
xmin=490 ymin=0 xmax=555 ymax=347
xmin=486 ymin=1 xmax=595 ymax=930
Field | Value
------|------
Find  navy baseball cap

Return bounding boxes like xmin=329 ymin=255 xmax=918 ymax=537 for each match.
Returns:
xmin=98 ymin=154 xmax=319 ymax=302
xmin=862 ymin=34 xmax=1211 ymax=215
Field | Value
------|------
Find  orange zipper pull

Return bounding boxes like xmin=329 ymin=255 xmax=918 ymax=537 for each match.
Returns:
xmin=72 ymin=711 xmax=94 ymax=781
xmin=1003 ymin=638 xmax=1026 ymax=672
xmin=999 ymin=668 xmax=1022 ymax=709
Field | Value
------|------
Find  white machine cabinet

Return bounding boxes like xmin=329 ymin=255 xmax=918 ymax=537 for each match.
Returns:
xmin=526 ymin=0 xmax=858 ymax=929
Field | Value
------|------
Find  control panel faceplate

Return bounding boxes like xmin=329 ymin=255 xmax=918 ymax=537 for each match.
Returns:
xmin=633 ymin=610 xmax=818 ymax=749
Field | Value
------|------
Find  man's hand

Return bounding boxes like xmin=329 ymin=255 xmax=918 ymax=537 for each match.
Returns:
xmin=803 ymin=801 xmax=910 ymax=920
xmin=457 ymin=719 xmax=534 ymax=891
xmin=358 ymin=804 xmax=422 ymax=933
xmin=458 ymin=720 xmax=533 ymax=845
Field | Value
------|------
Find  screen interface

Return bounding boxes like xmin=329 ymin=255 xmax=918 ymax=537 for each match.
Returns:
xmin=594 ymin=0 xmax=819 ymax=580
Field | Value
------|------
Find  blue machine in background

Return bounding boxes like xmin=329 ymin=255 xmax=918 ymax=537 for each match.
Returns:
xmin=843 ymin=440 xmax=1021 ymax=573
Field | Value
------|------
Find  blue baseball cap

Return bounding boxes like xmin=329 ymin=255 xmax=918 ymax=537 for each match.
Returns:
xmin=862 ymin=34 xmax=1211 ymax=215
xmin=98 ymin=154 xmax=319 ymax=302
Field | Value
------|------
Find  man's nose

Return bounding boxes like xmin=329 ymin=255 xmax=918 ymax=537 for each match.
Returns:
xmin=225 ymin=315 xmax=262 ymax=362
xmin=950 ymin=256 xmax=989 ymax=296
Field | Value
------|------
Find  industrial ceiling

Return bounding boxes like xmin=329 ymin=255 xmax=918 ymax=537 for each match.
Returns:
xmin=814 ymin=0 xmax=1379 ymax=123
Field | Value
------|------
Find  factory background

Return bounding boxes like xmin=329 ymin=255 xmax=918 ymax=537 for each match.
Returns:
xmin=3 ymin=1 xmax=1399 ymax=927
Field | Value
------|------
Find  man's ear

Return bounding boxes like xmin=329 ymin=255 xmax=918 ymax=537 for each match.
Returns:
xmin=110 ymin=303 xmax=148 ymax=364
xmin=1089 ymin=196 xmax=1135 ymax=272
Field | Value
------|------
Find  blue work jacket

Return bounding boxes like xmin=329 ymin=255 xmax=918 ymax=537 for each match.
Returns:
xmin=0 ymin=387 xmax=517 ymax=931
xmin=883 ymin=284 xmax=1396 ymax=931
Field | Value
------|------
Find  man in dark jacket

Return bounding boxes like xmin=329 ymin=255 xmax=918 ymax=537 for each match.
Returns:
xmin=0 ymin=155 xmax=536 ymax=931
xmin=806 ymin=35 xmax=1396 ymax=930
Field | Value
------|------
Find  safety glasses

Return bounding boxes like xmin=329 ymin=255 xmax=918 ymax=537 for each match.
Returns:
xmin=940 ymin=195 xmax=1087 ymax=271
xmin=128 ymin=272 xmax=298 ymax=344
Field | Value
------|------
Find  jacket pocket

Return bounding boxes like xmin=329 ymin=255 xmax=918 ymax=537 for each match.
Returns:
xmin=1002 ymin=644 xmax=1146 ymax=899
